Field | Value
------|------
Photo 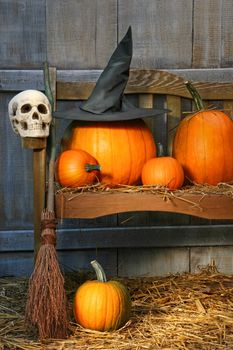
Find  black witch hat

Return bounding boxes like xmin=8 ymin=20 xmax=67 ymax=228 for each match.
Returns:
xmin=54 ymin=27 xmax=166 ymax=121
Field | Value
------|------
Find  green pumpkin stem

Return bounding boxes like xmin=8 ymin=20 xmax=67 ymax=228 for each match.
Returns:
xmin=91 ymin=260 xmax=107 ymax=282
xmin=85 ymin=164 xmax=101 ymax=172
xmin=185 ymin=81 xmax=204 ymax=111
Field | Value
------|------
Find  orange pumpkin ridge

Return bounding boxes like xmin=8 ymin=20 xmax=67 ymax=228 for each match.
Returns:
xmin=141 ymin=156 xmax=184 ymax=190
xmin=172 ymin=81 xmax=233 ymax=185
xmin=55 ymin=149 xmax=100 ymax=188
xmin=73 ymin=260 xmax=131 ymax=332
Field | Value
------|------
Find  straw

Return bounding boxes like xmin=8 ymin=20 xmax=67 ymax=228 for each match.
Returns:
xmin=1 ymin=261 xmax=233 ymax=349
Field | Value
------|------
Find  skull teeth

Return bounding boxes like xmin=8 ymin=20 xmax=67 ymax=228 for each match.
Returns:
xmin=28 ymin=124 xmax=45 ymax=130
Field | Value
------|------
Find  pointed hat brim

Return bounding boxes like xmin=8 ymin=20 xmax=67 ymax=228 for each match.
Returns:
xmin=53 ymin=98 xmax=167 ymax=121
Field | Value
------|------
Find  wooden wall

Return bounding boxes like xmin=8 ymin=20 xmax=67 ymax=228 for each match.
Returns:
xmin=2 ymin=0 xmax=233 ymax=70
xmin=1 ymin=0 xmax=233 ymax=278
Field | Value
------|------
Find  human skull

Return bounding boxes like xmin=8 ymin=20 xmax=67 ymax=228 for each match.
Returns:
xmin=8 ymin=90 xmax=52 ymax=138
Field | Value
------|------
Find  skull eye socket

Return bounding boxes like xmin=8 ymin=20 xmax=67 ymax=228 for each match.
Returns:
xmin=38 ymin=104 xmax=48 ymax=114
xmin=21 ymin=104 xmax=32 ymax=113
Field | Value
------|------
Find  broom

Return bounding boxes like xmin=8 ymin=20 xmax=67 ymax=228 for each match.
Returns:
xmin=25 ymin=62 xmax=69 ymax=340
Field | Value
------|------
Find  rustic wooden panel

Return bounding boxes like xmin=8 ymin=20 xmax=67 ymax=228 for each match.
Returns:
xmin=0 ymin=93 xmax=33 ymax=230
xmin=148 ymin=212 xmax=190 ymax=226
xmin=0 ymin=252 xmax=33 ymax=277
xmin=190 ymin=246 xmax=233 ymax=274
xmin=46 ymin=0 xmax=117 ymax=69
xmin=221 ymin=0 xmax=233 ymax=67
xmin=118 ymin=0 xmax=193 ymax=68
xmin=55 ymin=192 xmax=233 ymax=220
xmin=3 ymin=69 xmax=233 ymax=92
xmin=117 ymin=211 xmax=151 ymax=227
xmin=0 ymin=249 xmax=117 ymax=277
xmin=172 ymin=68 xmax=233 ymax=82
xmin=0 ymin=70 xmax=45 ymax=91
xmin=56 ymin=70 xmax=233 ymax=101
xmin=58 ymin=249 xmax=118 ymax=278
xmin=0 ymin=0 xmax=46 ymax=68
xmin=1 ymin=1 xmax=233 ymax=71
xmin=118 ymin=248 xmax=189 ymax=277
xmin=2 ymin=225 xmax=233 ymax=251
xmin=223 ymin=100 xmax=233 ymax=119
xmin=166 ymin=95 xmax=181 ymax=156
xmin=192 ymin=0 xmax=222 ymax=68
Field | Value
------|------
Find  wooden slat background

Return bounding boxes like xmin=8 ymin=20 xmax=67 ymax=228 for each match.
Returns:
xmin=1 ymin=0 xmax=233 ymax=278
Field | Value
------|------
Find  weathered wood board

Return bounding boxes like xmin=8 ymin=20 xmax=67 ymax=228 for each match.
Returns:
xmin=55 ymin=192 xmax=233 ymax=221
xmin=1 ymin=0 xmax=233 ymax=69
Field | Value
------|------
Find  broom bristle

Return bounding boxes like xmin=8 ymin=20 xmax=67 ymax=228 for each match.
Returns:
xmin=25 ymin=210 xmax=69 ymax=340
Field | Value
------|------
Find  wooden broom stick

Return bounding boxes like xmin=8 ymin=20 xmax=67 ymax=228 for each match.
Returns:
xmin=25 ymin=62 xmax=69 ymax=340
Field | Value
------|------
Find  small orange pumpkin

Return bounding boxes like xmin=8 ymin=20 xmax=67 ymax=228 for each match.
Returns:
xmin=73 ymin=260 xmax=131 ymax=332
xmin=61 ymin=119 xmax=156 ymax=186
xmin=55 ymin=149 xmax=100 ymax=188
xmin=141 ymin=156 xmax=184 ymax=190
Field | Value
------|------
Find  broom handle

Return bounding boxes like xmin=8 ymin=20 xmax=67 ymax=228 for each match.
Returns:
xmin=33 ymin=147 xmax=46 ymax=254
xmin=21 ymin=137 xmax=46 ymax=257
xmin=43 ymin=63 xmax=56 ymax=212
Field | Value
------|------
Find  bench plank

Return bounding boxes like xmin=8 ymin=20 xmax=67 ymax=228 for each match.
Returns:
xmin=55 ymin=192 xmax=233 ymax=220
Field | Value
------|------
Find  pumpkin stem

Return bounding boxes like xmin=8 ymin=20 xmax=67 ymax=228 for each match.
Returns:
xmin=91 ymin=260 xmax=107 ymax=282
xmin=156 ymin=142 xmax=164 ymax=157
xmin=85 ymin=164 xmax=101 ymax=172
xmin=185 ymin=81 xmax=204 ymax=111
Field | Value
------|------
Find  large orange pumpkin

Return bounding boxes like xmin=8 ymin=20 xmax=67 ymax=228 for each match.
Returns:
xmin=172 ymin=81 xmax=233 ymax=185
xmin=141 ymin=156 xmax=184 ymax=190
xmin=73 ymin=260 xmax=131 ymax=331
xmin=62 ymin=119 xmax=156 ymax=186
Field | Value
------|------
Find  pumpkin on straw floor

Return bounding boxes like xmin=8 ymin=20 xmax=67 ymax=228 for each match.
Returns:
xmin=1 ymin=261 xmax=233 ymax=350
xmin=73 ymin=260 xmax=131 ymax=331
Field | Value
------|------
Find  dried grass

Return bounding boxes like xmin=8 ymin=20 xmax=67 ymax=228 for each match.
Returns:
xmin=56 ymin=182 xmax=233 ymax=198
xmin=1 ymin=262 xmax=233 ymax=349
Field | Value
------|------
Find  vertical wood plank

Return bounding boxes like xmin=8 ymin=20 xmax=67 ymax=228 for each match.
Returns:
xmin=0 ymin=0 xmax=46 ymax=67
xmin=192 ymin=0 xmax=222 ymax=68
xmin=221 ymin=0 xmax=233 ymax=67
xmin=118 ymin=0 xmax=193 ymax=68
xmin=138 ymin=94 xmax=153 ymax=109
xmin=0 ymin=93 xmax=34 ymax=230
xmin=139 ymin=94 xmax=168 ymax=155
xmin=46 ymin=0 xmax=117 ymax=69
xmin=138 ymin=93 xmax=155 ymax=145
xmin=166 ymin=95 xmax=181 ymax=156
xmin=223 ymin=100 xmax=233 ymax=119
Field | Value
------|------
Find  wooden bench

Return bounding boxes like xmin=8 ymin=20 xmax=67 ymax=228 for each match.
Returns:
xmin=31 ymin=68 xmax=233 ymax=253
xmin=54 ymin=69 xmax=233 ymax=217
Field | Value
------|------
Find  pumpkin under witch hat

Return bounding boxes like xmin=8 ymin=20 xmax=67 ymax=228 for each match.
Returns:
xmin=54 ymin=26 xmax=166 ymax=121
